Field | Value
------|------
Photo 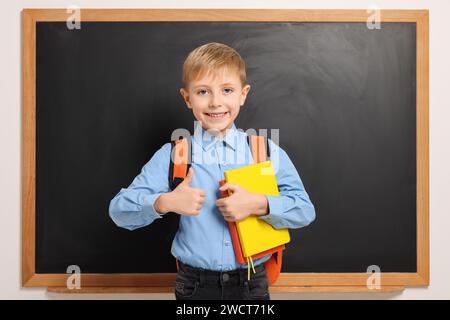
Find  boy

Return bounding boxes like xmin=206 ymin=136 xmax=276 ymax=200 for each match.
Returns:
xmin=109 ymin=42 xmax=316 ymax=300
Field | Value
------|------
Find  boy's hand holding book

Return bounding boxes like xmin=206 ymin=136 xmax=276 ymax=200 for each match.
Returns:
xmin=216 ymin=183 xmax=269 ymax=222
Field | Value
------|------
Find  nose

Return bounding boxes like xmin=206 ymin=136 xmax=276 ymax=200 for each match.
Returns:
xmin=209 ymin=93 xmax=222 ymax=108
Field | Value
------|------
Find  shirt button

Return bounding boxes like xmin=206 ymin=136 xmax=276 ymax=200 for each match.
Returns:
xmin=224 ymin=241 xmax=231 ymax=246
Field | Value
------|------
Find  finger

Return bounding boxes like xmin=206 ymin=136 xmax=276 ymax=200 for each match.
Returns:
xmin=195 ymin=192 xmax=206 ymax=200
xmin=219 ymin=207 xmax=231 ymax=215
xmin=227 ymin=183 xmax=240 ymax=192
xmin=190 ymin=208 xmax=200 ymax=216
xmin=215 ymin=199 xmax=226 ymax=207
xmin=183 ymin=167 xmax=194 ymax=185
xmin=197 ymin=189 xmax=206 ymax=198
xmin=219 ymin=183 xmax=239 ymax=193
xmin=198 ymin=196 xmax=205 ymax=204
xmin=224 ymin=215 xmax=235 ymax=222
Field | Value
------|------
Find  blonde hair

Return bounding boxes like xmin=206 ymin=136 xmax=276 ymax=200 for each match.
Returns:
xmin=182 ymin=42 xmax=247 ymax=88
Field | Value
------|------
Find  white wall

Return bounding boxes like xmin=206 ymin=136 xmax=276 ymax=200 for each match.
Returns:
xmin=1 ymin=0 xmax=449 ymax=300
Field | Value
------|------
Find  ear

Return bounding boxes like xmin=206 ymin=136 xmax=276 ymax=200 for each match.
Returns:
xmin=239 ymin=84 xmax=251 ymax=106
xmin=179 ymin=87 xmax=192 ymax=109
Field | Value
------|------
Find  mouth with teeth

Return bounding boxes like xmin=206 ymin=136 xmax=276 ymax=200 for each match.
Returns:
xmin=204 ymin=112 xmax=229 ymax=120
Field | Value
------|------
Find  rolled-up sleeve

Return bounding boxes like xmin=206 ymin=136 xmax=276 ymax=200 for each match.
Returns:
xmin=258 ymin=140 xmax=316 ymax=229
xmin=109 ymin=143 xmax=172 ymax=231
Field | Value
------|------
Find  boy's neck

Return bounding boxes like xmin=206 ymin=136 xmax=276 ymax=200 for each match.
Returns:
xmin=202 ymin=124 xmax=234 ymax=140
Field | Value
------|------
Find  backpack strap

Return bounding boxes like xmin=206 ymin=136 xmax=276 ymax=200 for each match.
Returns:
xmin=247 ymin=134 xmax=270 ymax=163
xmin=169 ymin=136 xmax=191 ymax=272
xmin=169 ymin=136 xmax=191 ymax=190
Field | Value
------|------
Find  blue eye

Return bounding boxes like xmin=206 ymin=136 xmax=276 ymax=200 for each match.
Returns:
xmin=196 ymin=88 xmax=233 ymax=95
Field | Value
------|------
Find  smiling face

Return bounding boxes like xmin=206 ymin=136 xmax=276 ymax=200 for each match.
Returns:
xmin=180 ymin=67 xmax=251 ymax=138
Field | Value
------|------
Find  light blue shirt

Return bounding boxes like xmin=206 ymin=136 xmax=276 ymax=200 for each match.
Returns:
xmin=109 ymin=123 xmax=316 ymax=271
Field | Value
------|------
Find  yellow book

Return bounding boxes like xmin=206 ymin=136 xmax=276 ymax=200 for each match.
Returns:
xmin=223 ymin=160 xmax=291 ymax=258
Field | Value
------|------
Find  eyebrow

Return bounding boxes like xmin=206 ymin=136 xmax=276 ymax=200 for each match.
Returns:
xmin=193 ymin=83 xmax=237 ymax=89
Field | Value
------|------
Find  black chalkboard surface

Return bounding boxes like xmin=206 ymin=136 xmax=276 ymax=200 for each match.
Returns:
xmin=35 ymin=21 xmax=416 ymax=276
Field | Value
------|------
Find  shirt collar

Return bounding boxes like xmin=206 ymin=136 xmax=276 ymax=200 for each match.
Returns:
xmin=193 ymin=122 xmax=239 ymax=151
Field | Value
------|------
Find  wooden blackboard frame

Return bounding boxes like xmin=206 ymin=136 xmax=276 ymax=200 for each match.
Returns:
xmin=22 ymin=9 xmax=429 ymax=293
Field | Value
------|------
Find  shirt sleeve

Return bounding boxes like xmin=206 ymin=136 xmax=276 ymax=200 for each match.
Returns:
xmin=109 ymin=143 xmax=172 ymax=231
xmin=258 ymin=139 xmax=316 ymax=229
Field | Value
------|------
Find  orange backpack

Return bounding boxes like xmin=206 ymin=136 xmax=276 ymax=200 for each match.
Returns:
xmin=169 ymin=134 xmax=284 ymax=285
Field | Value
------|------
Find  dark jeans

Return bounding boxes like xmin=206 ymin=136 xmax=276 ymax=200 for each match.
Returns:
xmin=175 ymin=262 xmax=271 ymax=300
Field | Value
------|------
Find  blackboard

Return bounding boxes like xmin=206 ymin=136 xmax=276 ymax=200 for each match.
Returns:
xmin=23 ymin=9 xmax=429 ymax=291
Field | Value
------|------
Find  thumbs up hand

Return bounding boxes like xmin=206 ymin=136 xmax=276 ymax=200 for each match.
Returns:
xmin=155 ymin=167 xmax=206 ymax=216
